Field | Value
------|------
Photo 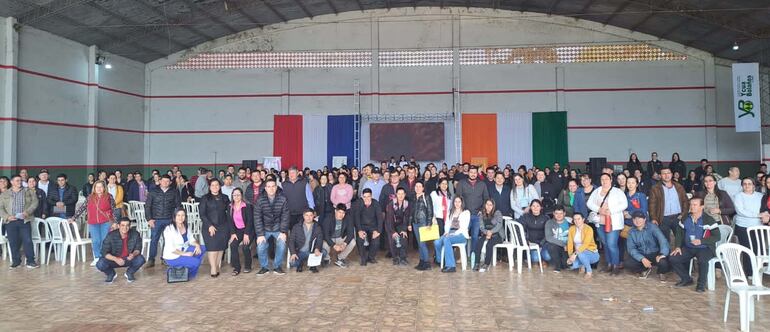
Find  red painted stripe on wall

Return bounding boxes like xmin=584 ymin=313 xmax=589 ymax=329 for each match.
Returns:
xmin=566 ymin=124 xmax=760 ymax=130
xmin=0 ymin=117 xmax=272 ymax=135
xmin=0 ymin=163 xmax=244 ymax=170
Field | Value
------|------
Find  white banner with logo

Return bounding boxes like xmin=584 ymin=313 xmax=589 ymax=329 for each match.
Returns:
xmin=262 ymin=156 xmax=281 ymax=171
xmin=732 ymin=63 xmax=761 ymax=132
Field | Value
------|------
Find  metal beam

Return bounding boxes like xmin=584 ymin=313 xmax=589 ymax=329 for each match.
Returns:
xmin=519 ymin=0 xmax=532 ymax=13
xmin=224 ymin=0 xmax=262 ymax=27
xmin=261 ymin=0 xmax=288 ymax=22
xmin=548 ymin=0 xmax=564 ymax=16
xmin=685 ymin=8 xmax=769 ymax=47
xmin=133 ymin=0 xmax=217 ymax=40
xmin=353 ymin=0 xmax=363 ymax=11
xmin=17 ymin=0 xmax=97 ymax=25
xmin=182 ymin=0 xmax=238 ymax=34
xmin=324 ymin=0 xmax=338 ymax=14
xmin=88 ymin=2 xmax=192 ymax=50
xmin=629 ymin=0 xmax=674 ymax=31
xmin=17 ymin=0 xmax=167 ymax=58
xmin=659 ymin=17 xmax=691 ymax=39
xmin=601 ymin=0 xmax=633 ymax=25
xmin=291 ymin=0 xmax=314 ymax=19
xmin=578 ymin=0 xmax=597 ymax=17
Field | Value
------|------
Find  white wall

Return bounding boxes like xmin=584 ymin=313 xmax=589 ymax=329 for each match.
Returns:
xmin=148 ymin=7 xmax=754 ymax=167
xmin=3 ymin=23 xmax=144 ymax=171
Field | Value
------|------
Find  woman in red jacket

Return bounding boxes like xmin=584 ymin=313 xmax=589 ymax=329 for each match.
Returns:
xmin=70 ymin=180 xmax=116 ymax=266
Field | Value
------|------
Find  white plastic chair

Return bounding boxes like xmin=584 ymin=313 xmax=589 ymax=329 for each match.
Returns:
xmin=0 ymin=219 xmax=11 ymax=262
xmin=31 ymin=218 xmax=51 ymax=264
xmin=747 ymin=226 xmax=770 ymax=276
xmin=717 ymin=243 xmax=770 ymax=332
xmin=492 ymin=217 xmax=517 ymax=271
xmin=439 ymin=238 xmax=468 ymax=271
xmin=688 ymin=224 xmax=733 ymax=290
xmin=134 ymin=210 xmax=152 ymax=256
xmin=511 ymin=221 xmax=544 ymax=274
xmin=61 ymin=221 xmax=92 ymax=267
xmin=45 ymin=217 xmax=66 ymax=264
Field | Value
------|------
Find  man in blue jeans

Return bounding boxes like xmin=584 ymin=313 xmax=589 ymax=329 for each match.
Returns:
xmin=454 ymin=165 xmax=489 ymax=267
xmin=97 ymin=218 xmax=145 ymax=283
xmin=254 ymin=178 xmax=290 ymax=275
xmin=145 ymin=175 xmax=181 ymax=268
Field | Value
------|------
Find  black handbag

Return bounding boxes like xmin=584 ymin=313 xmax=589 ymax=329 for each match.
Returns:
xmin=167 ymin=267 xmax=189 ymax=283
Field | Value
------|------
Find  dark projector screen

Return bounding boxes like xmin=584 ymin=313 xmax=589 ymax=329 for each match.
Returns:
xmin=370 ymin=122 xmax=444 ymax=161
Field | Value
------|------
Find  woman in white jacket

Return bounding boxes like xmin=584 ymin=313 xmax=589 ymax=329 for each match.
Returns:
xmin=434 ymin=196 xmax=470 ymax=273
xmin=163 ymin=209 xmax=206 ymax=278
xmin=732 ymin=177 xmax=765 ymax=276
xmin=510 ymin=174 xmax=539 ymax=219
xmin=430 ymin=178 xmax=453 ymax=236
xmin=587 ymin=173 xmax=628 ymax=276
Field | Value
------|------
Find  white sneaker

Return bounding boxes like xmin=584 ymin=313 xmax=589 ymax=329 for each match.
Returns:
xmin=90 ymin=259 xmax=98 ymax=267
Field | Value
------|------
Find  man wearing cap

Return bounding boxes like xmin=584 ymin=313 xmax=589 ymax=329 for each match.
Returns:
xmin=624 ymin=211 xmax=671 ymax=281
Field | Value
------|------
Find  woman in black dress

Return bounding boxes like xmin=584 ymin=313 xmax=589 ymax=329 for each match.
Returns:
xmin=200 ymin=178 xmax=230 ymax=277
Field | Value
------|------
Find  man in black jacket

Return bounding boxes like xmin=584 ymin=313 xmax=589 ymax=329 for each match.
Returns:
xmin=254 ymin=178 xmax=290 ymax=275
xmin=354 ymin=188 xmax=383 ymax=266
xmin=96 ymin=218 xmax=144 ymax=283
xmin=27 ymin=177 xmax=47 ymax=218
xmin=288 ymin=209 xmax=325 ymax=273
xmin=647 ymin=152 xmax=663 ymax=178
xmin=145 ymin=175 xmax=181 ymax=268
xmin=323 ymin=204 xmax=356 ymax=268
xmin=46 ymin=174 xmax=78 ymax=218
xmin=488 ymin=172 xmax=513 ymax=217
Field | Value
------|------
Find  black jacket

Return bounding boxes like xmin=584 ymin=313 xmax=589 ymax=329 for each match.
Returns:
xmin=323 ymin=214 xmax=355 ymax=246
xmin=145 ymin=187 xmax=181 ymax=220
xmin=669 ymin=160 xmax=687 ymax=178
xmin=199 ymin=193 xmax=230 ymax=229
xmin=177 ymin=185 xmax=190 ymax=203
xmin=488 ymin=184 xmax=513 ymax=217
xmin=313 ymin=184 xmax=333 ymax=217
xmin=244 ymin=182 xmax=264 ymax=206
xmin=281 ymin=178 xmax=309 ymax=214
xmin=46 ymin=184 xmax=78 ymax=217
xmin=519 ymin=212 xmax=550 ymax=245
xmin=288 ymin=222 xmax=324 ymax=255
xmin=101 ymin=229 xmax=142 ymax=258
xmin=228 ymin=202 xmax=255 ymax=238
xmin=647 ymin=160 xmax=664 ymax=176
xmin=385 ymin=200 xmax=411 ymax=234
xmin=379 ymin=181 xmax=405 ymax=212
xmin=353 ymin=199 xmax=383 ymax=232
xmin=30 ymin=187 xmax=47 ymax=218
xmin=411 ymin=193 xmax=433 ymax=226
xmin=253 ymin=193 xmax=290 ymax=236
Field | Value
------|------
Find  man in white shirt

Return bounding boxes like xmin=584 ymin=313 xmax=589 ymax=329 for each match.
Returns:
xmin=37 ymin=169 xmax=52 ymax=195
xmin=718 ymin=167 xmax=742 ymax=198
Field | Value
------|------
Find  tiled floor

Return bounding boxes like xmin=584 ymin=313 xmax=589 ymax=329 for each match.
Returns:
xmin=1 ymin=250 xmax=768 ymax=331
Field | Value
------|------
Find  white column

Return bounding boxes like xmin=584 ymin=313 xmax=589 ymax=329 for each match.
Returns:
xmin=1 ymin=17 xmax=19 ymax=172
xmin=702 ymin=57 xmax=718 ymax=161
xmin=370 ymin=17 xmax=380 ymax=114
xmin=281 ymin=70 xmax=290 ymax=114
xmin=85 ymin=46 xmax=99 ymax=171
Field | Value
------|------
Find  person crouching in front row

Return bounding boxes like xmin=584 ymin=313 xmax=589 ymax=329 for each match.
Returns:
xmin=288 ymin=209 xmax=326 ymax=273
xmin=96 ymin=217 xmax=145 ymax=283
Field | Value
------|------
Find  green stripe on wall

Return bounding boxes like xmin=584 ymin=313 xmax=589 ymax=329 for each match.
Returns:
xmin=532 ymin=111 xmax=569 ymax=168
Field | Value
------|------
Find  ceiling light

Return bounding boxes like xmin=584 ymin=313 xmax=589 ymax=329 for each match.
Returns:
xmin=732 ymin=42 xmax=739 ymax=51
xmin=105 ymin=63 xmax=112 ymax=69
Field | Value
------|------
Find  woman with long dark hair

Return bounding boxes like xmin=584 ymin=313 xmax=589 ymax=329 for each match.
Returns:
xmin=163 ymin=209 xmax=206 ymax=278
xmin=474 ymin=199 xmax=503 ymax=272
xmin=200 ymin=179 xmax=230 ymax=277
xmin=669 ymin=153 xmax=686 ymax=182
xmin=626 ymin=153 xmax=643 ymax=175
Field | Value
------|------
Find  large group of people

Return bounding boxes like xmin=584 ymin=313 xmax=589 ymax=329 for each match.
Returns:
xmin=0 ymin=152 xmax=767 ymax=290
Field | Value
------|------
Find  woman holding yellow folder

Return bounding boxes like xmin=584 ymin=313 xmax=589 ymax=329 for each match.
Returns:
xmin=410 ymin=181 xmax=435 ymax=271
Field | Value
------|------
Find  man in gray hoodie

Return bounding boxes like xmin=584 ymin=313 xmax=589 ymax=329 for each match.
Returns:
xmin=544 ymin=205 xmax=571 ymax=272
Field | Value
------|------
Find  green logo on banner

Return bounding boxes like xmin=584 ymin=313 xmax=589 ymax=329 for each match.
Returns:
xmin=738 ymin=100 xmax=755 ymax=118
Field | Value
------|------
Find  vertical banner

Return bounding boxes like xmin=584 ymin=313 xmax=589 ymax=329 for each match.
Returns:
xmin=327 ymin=115 xmax=357 ymax=168
xmin=532 ymin=112 xmax=568 ymax=168
xmin=732 ymin=63 xmax=761 ymax=132
xmin=461 ymin=114 xmax=498 ymax=166
xmin=273 ymin=115 xmax=303 ymax=170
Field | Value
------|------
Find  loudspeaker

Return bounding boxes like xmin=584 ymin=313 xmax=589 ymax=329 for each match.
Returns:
xmin=242 ymin=160 xmax=258 ymax=170
xmin=588 ymin=157 xmax=607 ymax=183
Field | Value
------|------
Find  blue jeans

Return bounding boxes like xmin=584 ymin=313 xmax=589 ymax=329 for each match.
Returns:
xmin=166 ymin=245 xmax=207 ymax=278
xmin=597 ymin=229 xmax=621 ymax=265
xmin=148 ymin=219 xmax=171 ymax=260
xmin=96 ymin=254 xmax=146 ymax=276
xmin=571 ymin=250 xmax=600 ymax=273
xmin=530 ymin=246 xmax=551 ymax=262
xmin=89 ymin=222 xmax=112 ymax=260
xmin=413 ymin=223 xmax=431 ymax=262
xmin=434 ymin=234 xmax=466 ymax=268
xmin=257 ymin=232 xmax=287 ymax=269
xmin=468 ymin=215 xmax=480 ymax=256
xmin=6 ymin=220 xmax=34 ymax=266
xmin=289 ymin=249 xmax=328 ymax=268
